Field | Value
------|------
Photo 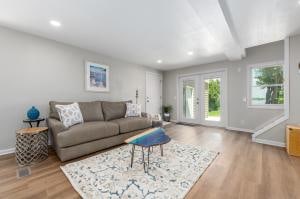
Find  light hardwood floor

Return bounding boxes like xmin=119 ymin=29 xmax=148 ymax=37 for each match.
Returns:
xmin=1 ymin=124 xmax=300 ymax=199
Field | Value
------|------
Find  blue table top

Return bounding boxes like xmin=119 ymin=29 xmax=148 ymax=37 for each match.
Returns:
xmin=129 ymin=128 xmax=171 ymax=147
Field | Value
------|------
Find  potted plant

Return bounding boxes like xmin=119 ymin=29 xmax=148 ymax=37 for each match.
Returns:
xmin=162 ymin=105 xmax=173 ymax=122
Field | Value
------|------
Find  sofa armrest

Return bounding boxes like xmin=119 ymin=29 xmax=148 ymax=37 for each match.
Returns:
xmin=141 ymin=112 xmax=151 ymax=119
xmin=47 ymin=118 xmax=67 ymax=136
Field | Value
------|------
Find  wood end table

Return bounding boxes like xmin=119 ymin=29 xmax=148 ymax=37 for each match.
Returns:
xmin=15 ymin=127 xmax=49 ymax=166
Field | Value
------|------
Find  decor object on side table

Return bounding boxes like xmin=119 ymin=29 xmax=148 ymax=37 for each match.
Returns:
xmin=162 ymin=105 xmax=173 ymax=122
xmin=85 ymin=61 xmax=109 ymax=92
xmin=27 ymin=106 xmax=40 ymax=120
xmin=15 ymin=127 xmax=48 ymax=166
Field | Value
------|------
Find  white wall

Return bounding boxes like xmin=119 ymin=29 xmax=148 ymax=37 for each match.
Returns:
xmin=163 ymin=41 xmax=284 ymax=130
xmin=257 ymin=35 xmax=300 ymax=143
xmin=0 ymin=26 xmax=160 ymax=151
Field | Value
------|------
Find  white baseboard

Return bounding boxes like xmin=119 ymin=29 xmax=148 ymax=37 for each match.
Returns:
xmin=170 ymin=120 xmax=178 ymax=123
xmin=0 ymin=148 xmax=15 ymax=156
xmin=253 ymin=138 xmax=286 ymax=148
xmin=226 ymin=126 xmax=253 ymax=133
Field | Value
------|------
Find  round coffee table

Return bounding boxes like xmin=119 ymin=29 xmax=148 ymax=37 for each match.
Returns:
xmin=125 ymin=128 xmax=171 ymax=173
xmin=15 ymin=127 xmax=48 ymax=166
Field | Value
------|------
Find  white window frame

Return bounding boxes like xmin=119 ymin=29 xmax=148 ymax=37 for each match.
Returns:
xmin=247 ymin=61 xmax=284 ymax=109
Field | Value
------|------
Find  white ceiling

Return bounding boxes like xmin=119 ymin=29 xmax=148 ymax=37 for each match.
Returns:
xmin=0 ymin=0 xmax=299 ymax=70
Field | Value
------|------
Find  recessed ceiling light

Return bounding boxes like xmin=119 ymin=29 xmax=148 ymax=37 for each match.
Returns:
xmin=157 ymin=59 xmax=162 ymax=64
xmin=50 ymin=20 xmax=61 ymax=27
xmin=187 ymin=51 xmax=194 ymax=55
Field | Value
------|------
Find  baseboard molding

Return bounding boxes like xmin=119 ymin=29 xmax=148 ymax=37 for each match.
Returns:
xmin=226 ymin=126 xmax=253 ymax=133
xmin=0 ymin=148 xmax=15 ymax=156
xmin=170 ymin=120 xmax=178 ymax=123
xmin=253 ymin=138 xmax=286 ymax=148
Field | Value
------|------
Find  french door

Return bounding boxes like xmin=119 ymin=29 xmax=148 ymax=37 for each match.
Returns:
xmin=179 ymin=71 xmax=226 ymax=127
xmin=179 ymin=76 xmax=200 ymax=123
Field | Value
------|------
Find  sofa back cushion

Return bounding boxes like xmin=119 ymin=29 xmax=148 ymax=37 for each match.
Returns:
xmin=101 ymin=101 xmax=132 ymax=121
xmin=79 ymin=101 xmax=104 ymax=122
xmin=49 ymin=101 xmax=104 ymax=122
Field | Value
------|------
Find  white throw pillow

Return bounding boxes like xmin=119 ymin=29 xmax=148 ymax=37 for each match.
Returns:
xmin=125 ymin=103 xmax=142 ymax=117
xmin=55 ymin=102 xmax=84 ymax=128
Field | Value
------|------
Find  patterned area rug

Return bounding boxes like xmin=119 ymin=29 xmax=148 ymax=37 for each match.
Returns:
xmin=61 ymin=140 xmax=218 ymax=199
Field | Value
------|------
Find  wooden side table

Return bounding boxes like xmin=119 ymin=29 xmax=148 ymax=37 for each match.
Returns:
xmin=15 ymin=127 xmax=49 ymax=165
xmin=286 ymin=125 xmax=300 ymax=156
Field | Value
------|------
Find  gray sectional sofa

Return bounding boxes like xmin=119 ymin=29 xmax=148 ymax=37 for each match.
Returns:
xmin=47 ymin=101 xmax=153 ymax=161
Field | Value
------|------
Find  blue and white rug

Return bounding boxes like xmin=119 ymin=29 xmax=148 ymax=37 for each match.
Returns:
xmin=61 ymin=140 xmax=218 ymax=199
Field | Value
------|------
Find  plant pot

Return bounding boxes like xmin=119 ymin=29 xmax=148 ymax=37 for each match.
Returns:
xmin=163 ymin=113 xmax=170 ymax=122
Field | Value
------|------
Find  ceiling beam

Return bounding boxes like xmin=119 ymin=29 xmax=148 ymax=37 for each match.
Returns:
xmin=188 ymin=0 xmax=245 ymax=60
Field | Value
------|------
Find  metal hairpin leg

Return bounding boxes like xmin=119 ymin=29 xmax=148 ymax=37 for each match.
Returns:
xmin=147 ymin=147 xmax=150 ymax=172
xmin=160 ymin=144 xmax=163 ymax=156
xmin=130 ymin=145 xmax=135 ymax=168
xmin=142 ymin=147 xmax=146 ymax=172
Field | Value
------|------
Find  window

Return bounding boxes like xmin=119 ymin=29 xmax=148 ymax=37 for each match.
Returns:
xmin=248 ymin=62 xmax=284 ymax=108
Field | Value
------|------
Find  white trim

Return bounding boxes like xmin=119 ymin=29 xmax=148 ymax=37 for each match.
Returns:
xmin=247 ymin=60 xmax=284 ymax=109
xmin=247 ymin=105 xmax=284 ymax=110
xmin=177 ymin=68 xmax=227 ymax=78
xmin=283 ymin=37 xmax=290 ymax=117
xmin=226 ymin=126 xmax=253 ymax=133
xmin=253 ymin=113 xmax=285 ymax=132
xmin=170 ymin=119 xmax=178 ymax=123
xmin=253 ymin=138 xmax=286 ymax=148
xmin=252 ymin=112 xmax=289 ymax=139
xmin=0 ymin=148 xmax=15 ymax=156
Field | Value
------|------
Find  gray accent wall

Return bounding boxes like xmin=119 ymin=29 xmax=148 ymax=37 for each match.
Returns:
xmin=163 ymin=41 xmax=284 ymax=130
xmin=257 ymin=35 xmax=300 ymax=142
xmin=0 ymin=26 xmax=160 ymax=151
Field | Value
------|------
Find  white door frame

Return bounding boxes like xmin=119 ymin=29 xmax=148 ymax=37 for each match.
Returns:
xmin=145 ymin=71 xmax=163 ymax=115
xmin=176 ymin=68 xmax=228 ymax=127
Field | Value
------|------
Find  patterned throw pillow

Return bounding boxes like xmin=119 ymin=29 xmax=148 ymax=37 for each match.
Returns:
xmin=125 ymin=103 xmax=142 ymax=117
xmin=55 ymin=102 xmax=84 ymax=128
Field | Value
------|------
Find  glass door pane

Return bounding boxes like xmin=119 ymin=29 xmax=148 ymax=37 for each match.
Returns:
xmin=183 ymin=79 xmax=196 ymax=119
xmin=204 ymin=78 xmax=221 ymax=121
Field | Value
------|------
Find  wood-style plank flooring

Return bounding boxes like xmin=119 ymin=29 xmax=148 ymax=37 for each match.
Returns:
xmin=1 ymin=124 xmax=300 ymax=199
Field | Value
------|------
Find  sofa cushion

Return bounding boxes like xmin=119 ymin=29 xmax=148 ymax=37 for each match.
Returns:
xmin=56 ymin=121 xmax=119 ymax=148
xmin=78 ymin=101 xmax=104 ymax=122
xmin=55 ymin=102 xmax=84 ymax=128
xmin=111 ymin=117 xmax=152 ymax=134
xmin=102 ymin=101 xmax=131 ymax=121
xmin=49 ymin=101 xmax=104 ymax=122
